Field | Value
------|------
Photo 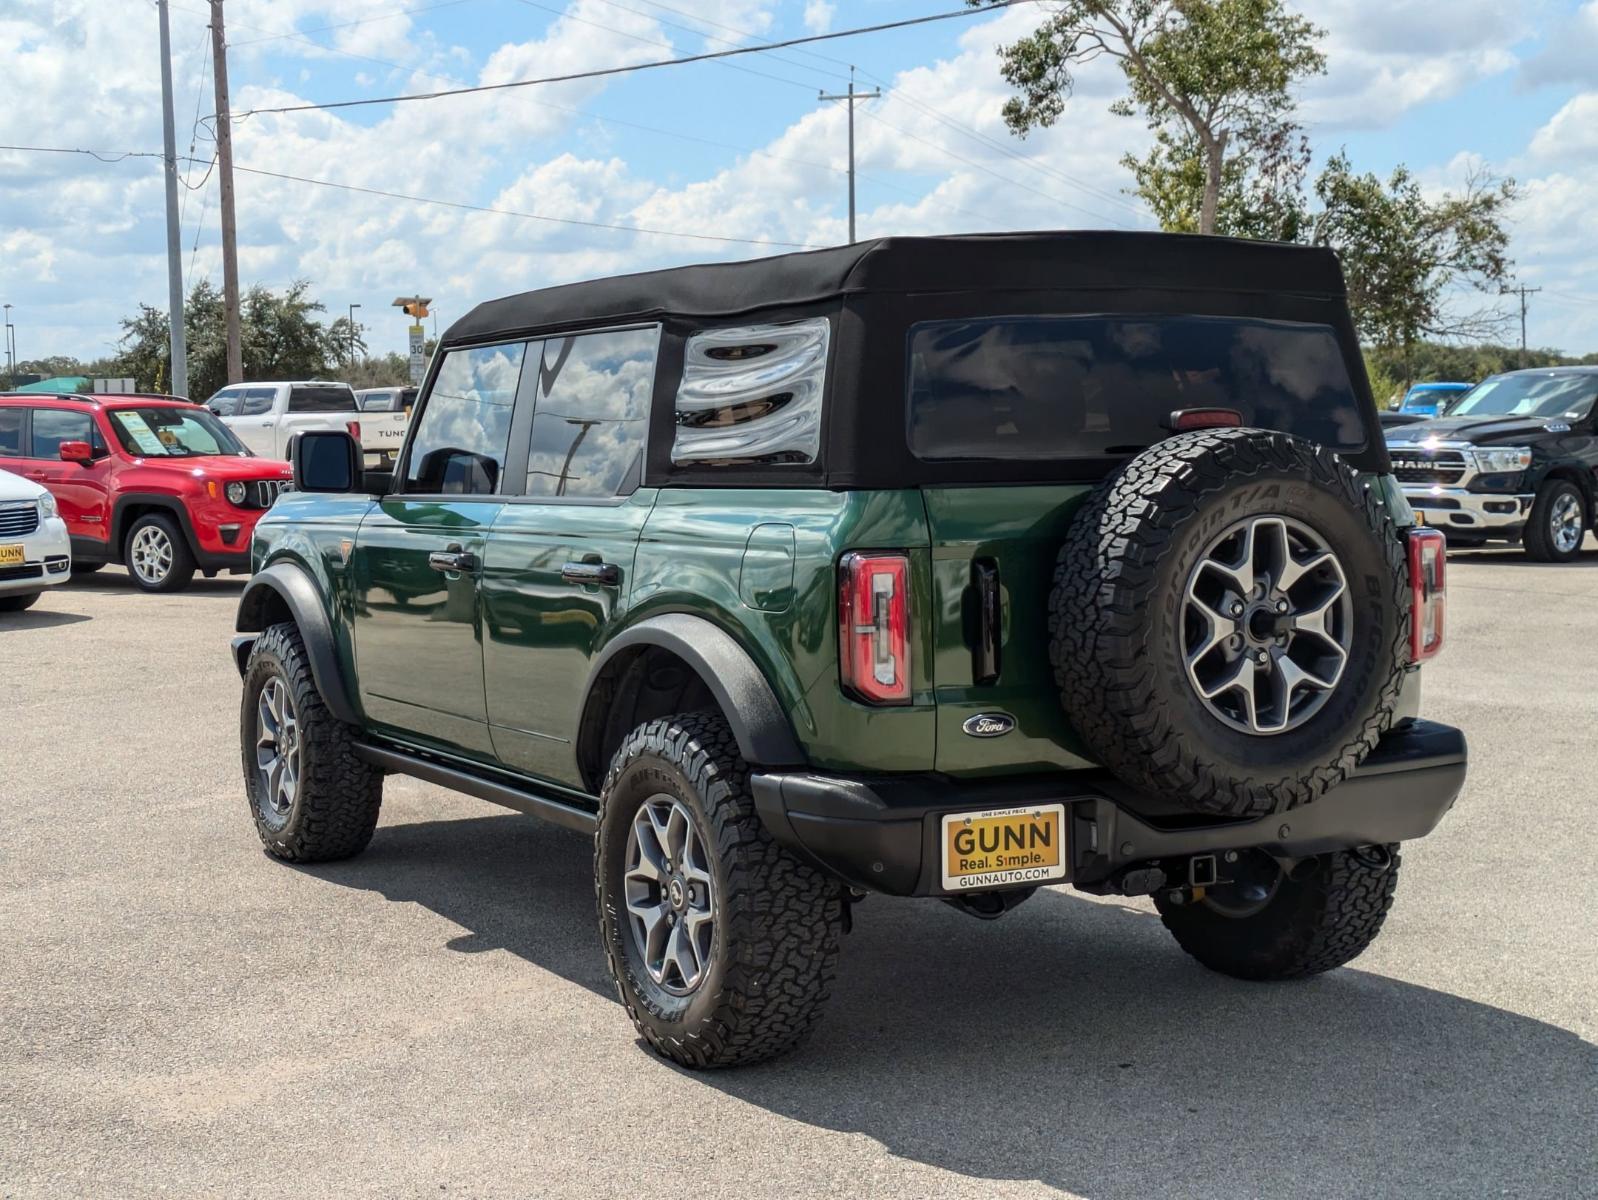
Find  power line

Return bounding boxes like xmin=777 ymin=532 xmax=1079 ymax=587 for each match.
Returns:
xmin=231 ymin=1 xmax=1039 ymax=118
xmin=0 ymin=143 xmax=161 ymax=162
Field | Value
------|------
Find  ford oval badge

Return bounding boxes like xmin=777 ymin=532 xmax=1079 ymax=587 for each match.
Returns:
xmin=962 ymin=712 xmax=1015 ymax=738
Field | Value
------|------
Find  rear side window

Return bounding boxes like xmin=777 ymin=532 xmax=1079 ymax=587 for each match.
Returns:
xmin=908 ymin=315 xmax=1366 ymax=461
xmin=673 ymin=318 xmax=829 ymax=466
xmin=30 ymin=409 xmax=94 ymax=458
xmin=238 ymin=387 xmax=277 ymax=416
xmin=526 ymin=327 xmax=658 ymax=498
xmin=288 ymin=385 xmax=356 ymax=413
xmin=405 ymin=342 xmax=526 ymax=495
xmin=358 ymin=390 xmax=396 ymax=412
xmin=0 ymin=408 xmax=23 ymax=457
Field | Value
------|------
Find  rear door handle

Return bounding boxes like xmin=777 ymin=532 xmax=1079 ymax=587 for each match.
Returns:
xmin=561 ymin=559 xmax=620 ymax=586
xmin=428 ymin=545 xmax=478 ymax=573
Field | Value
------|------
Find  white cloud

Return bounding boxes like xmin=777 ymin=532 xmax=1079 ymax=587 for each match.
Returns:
xmin=802 ymin=1 xmax=835 ymax=35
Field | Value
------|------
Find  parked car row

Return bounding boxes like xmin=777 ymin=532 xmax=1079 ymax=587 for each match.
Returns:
xmin=203 ymin=379 xmax=409 ymax=467
xmin=0 ymin=391 xmax=293 ymax=596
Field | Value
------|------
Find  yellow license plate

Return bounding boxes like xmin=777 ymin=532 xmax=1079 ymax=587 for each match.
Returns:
xmin=0 ymin=544 xmax=24 ymax=566
xmin=941 ymin=804 xmax=1067 ymax=891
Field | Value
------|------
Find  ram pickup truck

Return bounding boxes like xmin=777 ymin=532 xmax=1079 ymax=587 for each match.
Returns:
xmin=206 ymin=381 xmax=407 ymax=466
xmin=230 ymin=231 xmax=1464 ymax=1070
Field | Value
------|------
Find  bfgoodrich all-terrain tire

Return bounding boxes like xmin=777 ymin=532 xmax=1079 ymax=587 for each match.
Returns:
xmin=1153 ymin=845 xmax=1401 ymax=980
xmin=240 ymin=622 xmax=383 ymax=861
xmin=1051 ymin=428 xmax=1411 ymax=819
xmin=596 ymin=713 xmax=843 ymax=1069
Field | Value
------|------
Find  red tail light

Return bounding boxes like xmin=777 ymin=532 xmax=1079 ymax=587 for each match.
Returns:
xmin=346 ymin=420 xmax=362 ymax=441
xmin=1408 ymin=528 xmax=1446 ymax=661
xmin=839 ymin=552 xmax=911 ymax=704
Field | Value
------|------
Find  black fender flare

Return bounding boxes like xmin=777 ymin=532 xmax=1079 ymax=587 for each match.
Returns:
xmin=234 ymin=561 xmax=362 ymax=725
xmin=578 ymin=613 xmax=805 ymax=784
xmin=110 ymin=494 xmax=202 ymax=561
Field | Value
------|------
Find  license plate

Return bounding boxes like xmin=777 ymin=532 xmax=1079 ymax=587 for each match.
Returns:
xmin=940 ymin=804 xmax=1067 ymax=891
xmin=0 ymin=544 xmax=24 ymax=566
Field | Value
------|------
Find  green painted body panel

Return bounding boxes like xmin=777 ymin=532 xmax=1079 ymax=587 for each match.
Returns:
xmin=631 ymin=488 xmax=937 ymax=774
xmin=480 ymin=490 xmax=658 ymax=787
xmin=349 ymin=496 xmax=503 ymax=758
xmin=922 ymin=485 xmax=1098 ymax=776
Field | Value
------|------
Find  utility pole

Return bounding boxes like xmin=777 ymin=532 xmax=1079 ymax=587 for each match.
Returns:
xmin=1503 ymin=285 xmax=1542 ymax=368
xmin=348 ymin=302 xmax=361 ymax=370
xmin=156 ymin=0 xmax=188 ymax=397
xmin=818 ymin=67 xmax=880 ymax=244
xmin=3 ymin=304 xmax=13 ymax=379
xmin=210 ymin=0 xmax=243 ymax=384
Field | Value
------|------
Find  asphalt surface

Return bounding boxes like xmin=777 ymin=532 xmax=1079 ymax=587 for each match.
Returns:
xmin=2 ymin=551 xmax=1595 ymax=1200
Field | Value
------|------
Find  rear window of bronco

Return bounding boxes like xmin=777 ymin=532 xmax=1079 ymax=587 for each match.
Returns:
xmin=907 ymin=315 xmax=1366 ymax=462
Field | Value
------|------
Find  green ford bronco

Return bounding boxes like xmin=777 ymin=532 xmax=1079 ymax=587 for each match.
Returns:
xmin=232 ymin=232 xmax=1464 ymax=1068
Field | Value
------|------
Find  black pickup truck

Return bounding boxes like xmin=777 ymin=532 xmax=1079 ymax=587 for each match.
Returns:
xmin=1385 ymin=367 xmax=1598 ymax=562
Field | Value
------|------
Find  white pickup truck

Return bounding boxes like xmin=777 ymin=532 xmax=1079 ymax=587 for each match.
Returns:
xmin=204 ymin=381 xmax=408 ymax=466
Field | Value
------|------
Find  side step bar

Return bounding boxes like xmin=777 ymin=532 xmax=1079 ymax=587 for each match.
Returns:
xmin=354 ymin=741 xmax=598 ymax=835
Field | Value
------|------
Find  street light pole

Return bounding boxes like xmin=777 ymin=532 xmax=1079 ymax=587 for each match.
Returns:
xmin=348 ymin=302 xmax=361 ymax=370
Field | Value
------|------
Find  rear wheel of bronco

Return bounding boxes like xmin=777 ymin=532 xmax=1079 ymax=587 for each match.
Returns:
xmin=1154 ymin=845 xmax=1400 ymax=979
xmin=1051 ymin=428 xmax=1411 ymax=819
xmin=596 ymin=713 xmax=843 ymax=1069
xmin=241 ymin=622 xmax=383 ymax=861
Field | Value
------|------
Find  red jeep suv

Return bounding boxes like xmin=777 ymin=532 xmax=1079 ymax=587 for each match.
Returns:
xmin=0 ymin=393 xmax=293 ymax=592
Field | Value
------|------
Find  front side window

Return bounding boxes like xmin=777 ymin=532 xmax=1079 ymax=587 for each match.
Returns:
xmin=30 ymin=409 xmax=94 ymax=458
xmin=526 ymin=327 xmax=659 ymax=498
xmin=288 ymin=385 xmax=356 ymax=413
xmin=405 ymin=342 xmax=526 ymax=495
xmin=207 ymin=388 xmax=242 ymax=417
xmin=107 ymin=407 xmax=248 ymax=457
xmin=908 ymin=315 xmax=1367 ymax=461
xmin=1450 ymin=374 xmax=1598 ymax=421
xmin=0 ymin=408 xmax=25 ymax=457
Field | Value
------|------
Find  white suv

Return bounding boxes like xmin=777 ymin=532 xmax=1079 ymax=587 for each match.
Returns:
xmin=0 ymin=467 xmax=71 ymax=612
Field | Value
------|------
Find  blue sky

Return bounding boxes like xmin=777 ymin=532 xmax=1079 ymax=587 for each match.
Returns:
xmin=5 ymin=0 xmax=1598 ymax=373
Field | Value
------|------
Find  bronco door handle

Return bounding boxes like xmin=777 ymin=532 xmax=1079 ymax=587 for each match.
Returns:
xmin=561 ymin=559 xmax=620 ymax=586
xmin=428 ymin=545 xmax=478 ymax=573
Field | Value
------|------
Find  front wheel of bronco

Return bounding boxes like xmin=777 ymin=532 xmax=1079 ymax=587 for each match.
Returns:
xmin=1153 ymin=845 xmax=1400 ymax=980
xmin=596 ymin=713 xmax=843 ymax=1069
xmin=241 ymin=622 xmax=383 ymax=861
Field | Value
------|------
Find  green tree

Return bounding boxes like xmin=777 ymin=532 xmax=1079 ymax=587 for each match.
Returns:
xmin=972 ymin=0 xmax=1325 ymax=235
xmin=1311 ymin=153 xmax=1517 ymax=384
xmin=116 ymin=279 xmax=348 ymax=398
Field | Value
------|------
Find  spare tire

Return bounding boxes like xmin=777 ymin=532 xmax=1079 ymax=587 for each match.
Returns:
xmin=1050 ymin=428 xmax=1411 ymax=819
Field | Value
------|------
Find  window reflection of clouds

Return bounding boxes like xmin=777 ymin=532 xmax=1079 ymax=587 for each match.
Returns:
xmin=526 ymin=328 xmax=658 ymax=498
xmin=406 ymin=342 xmax=525 ymax=490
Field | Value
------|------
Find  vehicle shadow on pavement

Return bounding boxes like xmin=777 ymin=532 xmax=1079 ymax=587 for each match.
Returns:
xmin=310 ymin=813 xmax=1598 ymax=1200
xmin=1448 ymin=546 xmax=1598 ymax=567
xmin=0 ymin=608 xmax=91 ymax=629
xmin=66 ymin=570 xmax=248 ymax=595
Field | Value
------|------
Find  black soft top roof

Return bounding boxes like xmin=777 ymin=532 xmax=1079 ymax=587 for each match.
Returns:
xmin=443 ymin=231 xmax=1348 ymax=344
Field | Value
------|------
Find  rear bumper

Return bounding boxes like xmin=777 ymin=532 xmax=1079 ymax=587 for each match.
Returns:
xmin=752 ymin=720 xmax=1467 ymax=897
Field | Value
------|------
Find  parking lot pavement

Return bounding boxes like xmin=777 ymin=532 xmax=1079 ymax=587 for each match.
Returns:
xmin=2 ymin=554 xmax=1595 ymax=1200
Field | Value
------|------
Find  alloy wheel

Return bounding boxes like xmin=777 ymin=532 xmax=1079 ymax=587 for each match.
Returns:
xmin=129 ymin=525 xmax=174 ymax=586
xmin=624 ymin=795 xmax=716 ymax=994
xmin=254 ymin=676 xmax=301 ymax=826
xmin=1550 ymin=491 xmax=1584 ymax=555
xmin=1182 ymin=515 xmax=1353 ymax=735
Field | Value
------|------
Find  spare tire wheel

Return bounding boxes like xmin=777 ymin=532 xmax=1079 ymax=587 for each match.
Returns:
xmin=1050 ymin=428 xmax=1411 ymax=819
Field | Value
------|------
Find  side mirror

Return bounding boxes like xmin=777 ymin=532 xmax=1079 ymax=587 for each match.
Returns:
xmin=59 ymin=440 xmax=93 ymax=464
xmin=290 ymin=430 xmax=362 ymax=493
